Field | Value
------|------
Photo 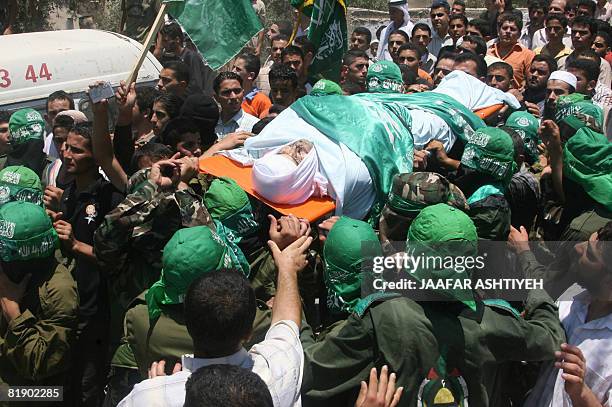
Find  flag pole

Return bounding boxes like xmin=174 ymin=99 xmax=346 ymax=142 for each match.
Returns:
xmin=125 ymin=2 xmax=168 ymax=87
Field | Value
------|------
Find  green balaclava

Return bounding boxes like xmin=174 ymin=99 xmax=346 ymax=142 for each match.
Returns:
xmin=324 ymin=216 xmax=383 ymax=314
xmin=505 ymin=111 xmax=540 ymax=163
xmin=461 ymin=126 xmax=518 ymax=185
xmin=8 ymin=108 xmax=45 ymax=146
xmin=555 ymin=94 xmax=603 ymax=132
xmin=406 ymin=203 xmax=478 ymax=311
xmin=366 ymin=61 xmax=404 ymax=94
xmin=0 ymin=201 xmax=59 ymax=262
xmin=563 ymin=128 xmax=612 ymax=212
xmin=146 ymin=225 xmax=246 ymax=321
xmin=310 ymin=79 xmax=343 ymax=96
xmin=0 ymin=166 xmax=44 ymax=207
xmin=204 ymin=177 xmax=258 ymax=240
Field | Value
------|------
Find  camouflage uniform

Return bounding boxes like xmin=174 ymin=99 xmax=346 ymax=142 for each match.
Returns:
xmin=93 ymin=169 xmax=213 ymax=344
xmin=122 ymin=0 xmax=160 ymax=42
xmin=378 ymin=172 xmax=469 ymax=254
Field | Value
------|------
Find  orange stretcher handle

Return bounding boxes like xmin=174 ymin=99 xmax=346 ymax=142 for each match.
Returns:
xmin=474 ymin=104 xmax=504 ymax=119
xmin=199 ymin=155 xmax=336 ymax=222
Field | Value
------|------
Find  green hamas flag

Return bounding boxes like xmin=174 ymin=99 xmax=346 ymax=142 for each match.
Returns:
xmin=292 ymin=0 xmax=348 ymax=82
xmin=164 ymin=0 xmax=263 ymax=70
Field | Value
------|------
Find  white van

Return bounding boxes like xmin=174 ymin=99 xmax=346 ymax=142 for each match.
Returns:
xmin=0 ymin=29 xmax=161 ymax=117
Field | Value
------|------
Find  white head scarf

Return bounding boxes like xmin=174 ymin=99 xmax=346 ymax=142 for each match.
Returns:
xmin=376 ymin=3 xmax=413 ymax=61
xmin=252 ymin=146 xmax=328 ymax=205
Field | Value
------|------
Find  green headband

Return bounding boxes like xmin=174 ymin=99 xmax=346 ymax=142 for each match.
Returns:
xmin=461 ymin=127 xmax=517 ymax=184
xmin=0 ymin=201 xmax=58 ymax=262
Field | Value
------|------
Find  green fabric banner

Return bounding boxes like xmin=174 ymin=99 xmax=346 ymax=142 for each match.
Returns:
xmin=293 ymin=0 xmax=348 ymax=82
xmin=164 ymin=0 xmax=263 ymax=71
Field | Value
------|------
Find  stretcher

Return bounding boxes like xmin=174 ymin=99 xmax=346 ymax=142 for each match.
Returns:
xmin=199 ymin=155 xmax=336 ymax=222
xmin=199 ymin=103 xmax=504 ymax=221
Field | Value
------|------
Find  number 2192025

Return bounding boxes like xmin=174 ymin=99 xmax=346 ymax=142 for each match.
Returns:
xmin=0 ymin=63 xmax=53 ymax=89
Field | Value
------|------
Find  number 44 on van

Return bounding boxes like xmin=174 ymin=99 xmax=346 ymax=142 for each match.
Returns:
xmin=0 ymin=63 xmax=52 ymax=89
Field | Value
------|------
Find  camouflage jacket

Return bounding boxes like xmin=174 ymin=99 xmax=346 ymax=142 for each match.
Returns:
xmin=93 ymin=179 xmax=213 ymax=317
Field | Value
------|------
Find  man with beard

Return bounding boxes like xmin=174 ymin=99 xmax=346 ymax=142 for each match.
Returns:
xmin=509 ymin=221 xmax=612 ymax=407
xmin=543 ymin=70 xmax=577 ymax=120
xmin=377 ymin=0 xmax=414 ymax=62
xmin=524 ymin=55 xmax=558 ymax=116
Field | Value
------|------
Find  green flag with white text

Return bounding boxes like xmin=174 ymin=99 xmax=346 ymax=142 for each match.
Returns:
xmin=164 ymin=0 xmax=263 ymax=70
xmin=292 ymin=0 xmax=348 ymax=82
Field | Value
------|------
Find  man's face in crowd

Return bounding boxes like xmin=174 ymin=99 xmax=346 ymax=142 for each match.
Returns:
xmin=433 ymin=58 xmax=455 ymax=85
xmin=232 ymin=58 xmax=254 ymax=84
xmin=526 ymin=61 xmax=552 ymax=90
xmin=151 ymin=101 xmax=171 ymax=136
xmin=350 ymin=32 xmax=370 ymax=51
xmin=271 ymin=39 xmax=288 ymax=64
xmin=449 ymin=18 xmax=467 ymax=41
xmin=567 ymin=67 xmax=594 ymax=95
xmin=545 ymin=19 xmax=566 ymax=43
xmin=592 ymin=35 xmax=610 ymax=58
xmin=452 ymin=3 xmax=465 ymax=15
xmin=570 ymin=232 xmax=608 ymax=294
xmin=576 ymin=4 xmax=593 ymax=17
xmin=157 ymin=68 xmax=186 ymax=95
xmin=283 ymin=54 xmax=304 ymax=78
xmin=270 ymin=80 xmax=297 ymax=107
xmin=412 ymin=28 xmax=431 ymax=48
xmin=388 ymin=34 xmax=407 ymax=59
xmin=458 ymin=39 xmax=477 ymax=54
xmin=430 ymin=7 xmax=450 ymax=33
xmin=486 ymin=68 xmax=512 ymax=91
xmin=161 ymin=34 xmax=181 ymax=54
xmin=216 ymin=79 xmax=244 ymax=116
xmin=267 ymin=23 xmax=280 ymax=41
xmin=370 ymin=42 xmax=379 ymax=56
xmin=0 ymin=120 xmax=9 ymax=152
xmin=64 ymin=132 xmax=95 ymax=175
xmin=389 ymin=7 xmax=404 ymax=26
xmin=529 ymin=7 xmax=546 ymax=27
xmin=345 ymin=57 xmax=369 ymax=84
xmin=398 ymin=49 xmax=420 ymax=73
xmin=467 ymin=24 xmax=483 ymax=38
xmin=549 ymin=0 xmax=567 ymax=14
xmin=498 ymin=21 xmax=520 ymax=46
xmin=572 ymin=23 xmax=594 ymax=50
xmin=454 ymin=60 xmax=481 ymax=80
xmin=176 ymin=132 xmax=202 ymax=158
xmin=46 ymin=98 xmax=71 ymax=127
xmin=52 ymin=126 xmax=69 ymax=159
xmin=546 ymin=79 xmax=572 ymax=104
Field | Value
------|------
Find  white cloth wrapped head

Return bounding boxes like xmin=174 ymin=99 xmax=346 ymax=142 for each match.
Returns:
xmin=251 ymin=145 xmax=328 ymax=205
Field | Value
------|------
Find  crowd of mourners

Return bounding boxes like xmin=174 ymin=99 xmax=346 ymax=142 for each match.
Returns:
xmin=0 ymin=0 xmax=611 ymax=406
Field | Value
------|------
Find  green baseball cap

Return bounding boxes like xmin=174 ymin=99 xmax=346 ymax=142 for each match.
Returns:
xmin=555 ymin=94 xmax=603 ymax=131
xmin=204 ymin=177 xmax=259 ymax=239
xmin=461 ymin=127 xmax=517 ymax=184
xmin=0 ymin=201 xmax=58 ymax=262
xmin=505 ymin=111 xmax=540 ymax=163
xmin=563 ymin=128 xmax=612 ymax=212
xmin=146 ymin=225 xmax=241 ymax=321
xmin=324 ymin=216 xmax=382 ymax=314
xmin=8 ymin=108 xmax=45 ymax=145
xmin=407 ymin=203 xmax=478 ymax=310
xmin=310 ymin=79 xmax=343 ymax=96
xmin=0 ymin=166 xmax=44 ymax=206
xmin=366 ymin=61 xmax=404 ymax=93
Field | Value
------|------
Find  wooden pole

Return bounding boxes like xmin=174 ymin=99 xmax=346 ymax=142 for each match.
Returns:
xmin=125 ymin=2 xmax=168 ymax=87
